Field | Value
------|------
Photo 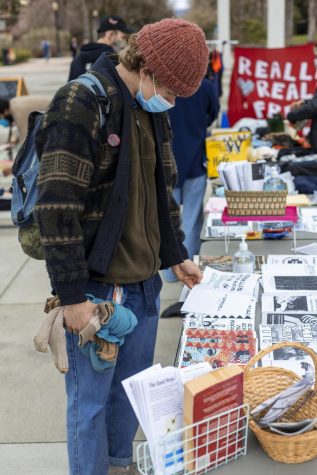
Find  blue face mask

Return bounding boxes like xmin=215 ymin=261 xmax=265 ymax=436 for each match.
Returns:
xmin=136 ymin=76 xmax=174 ymax=113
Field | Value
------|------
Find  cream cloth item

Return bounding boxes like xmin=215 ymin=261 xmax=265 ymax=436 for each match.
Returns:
xmin=34 ymin=302 xmax=113 ymax=374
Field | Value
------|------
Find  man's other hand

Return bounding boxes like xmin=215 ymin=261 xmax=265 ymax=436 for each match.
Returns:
xmin=172 ymin=259 xmax=203 ymax=288
xmin=64 ymin=300 xmax=97 ymax=333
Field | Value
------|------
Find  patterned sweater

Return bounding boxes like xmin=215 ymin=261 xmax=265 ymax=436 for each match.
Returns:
xmin=34 ymin=54 xmax=187 ymax=305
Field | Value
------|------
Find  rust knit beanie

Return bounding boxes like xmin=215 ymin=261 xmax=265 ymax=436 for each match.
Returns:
xmin=136 ymin=18 xmax=209 ymax=97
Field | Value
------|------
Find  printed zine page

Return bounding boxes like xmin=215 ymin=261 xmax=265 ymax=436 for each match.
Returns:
xmin=205 ymin=213 xmax=250 ymax=238
xmin=261 ymin=294 xmax=317 ymax=326
xmin=262 ymin=263 xmax=317 ymax=276
xmin=262 ymin=275 xmax=317 ymax=294
xmin=294 ymin=243 xmax=317 ymax=255
xmin=202 ymin=267 xmax=260 ymax=299
xmin=123 ymin=366 xmax=184 ymax=475
xmin=183 ymin=313 xmax=255 ymax=331
xmin=122 ymin=364 xmax=162 ymax=433
xmin=267 ymin=254 xmax=317 ymax=265
xmin=181 ymin=287 xmax=256 ymax=322
xmin=259 ymin=324 xmax=317 ymax=348
xmin=262 ymin=294 xmax=317 ymax=314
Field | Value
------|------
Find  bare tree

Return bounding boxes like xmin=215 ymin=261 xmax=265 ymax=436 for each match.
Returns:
xmin=285 ymin=0 xmax=294 ymax=43
xmin=308 ymin=0 xmax=317 ymax=41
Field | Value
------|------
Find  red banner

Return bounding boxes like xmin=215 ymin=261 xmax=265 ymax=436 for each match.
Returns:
xmin=228 ymin=44 xmax=317 ymax=126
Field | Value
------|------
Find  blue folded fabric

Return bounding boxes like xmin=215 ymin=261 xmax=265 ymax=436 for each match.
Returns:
xmin=79 ymin=298 xmax=138 ymax=372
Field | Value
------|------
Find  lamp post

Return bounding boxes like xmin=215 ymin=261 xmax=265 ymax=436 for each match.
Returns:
xmin=52 ymin=1 xmax=61 ymax=56
xmin=92 ymin=9 xmax=99 ymax=42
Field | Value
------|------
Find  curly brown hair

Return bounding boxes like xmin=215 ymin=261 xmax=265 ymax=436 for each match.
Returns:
xmin=119 ymin=34 xmax=157 ymax=80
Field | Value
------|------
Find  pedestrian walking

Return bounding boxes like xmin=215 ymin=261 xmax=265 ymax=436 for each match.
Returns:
xmin=70 ymin=36 xmax=78 ymax=58
xmin=68 ymin=15 xmax=133 ymax=80
xmin=35 ymin=18 xmax=208 ymax=475
xmin=41 ymin=39 xmax=51 ymax=61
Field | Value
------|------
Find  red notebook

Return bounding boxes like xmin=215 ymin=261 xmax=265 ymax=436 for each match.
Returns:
xmin=184 ymin=366 xmax=244 ymax=473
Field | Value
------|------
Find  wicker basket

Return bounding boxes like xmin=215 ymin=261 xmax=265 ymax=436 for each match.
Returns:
xmin=244 ymin=342 xmax=317 ymax=464
xmin=225 ymin=190 xmax=287 ymax=216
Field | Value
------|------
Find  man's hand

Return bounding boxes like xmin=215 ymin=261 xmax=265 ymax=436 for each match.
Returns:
xmin=289 ymin=100 xmax=304 ymax=111
xmin=64 ymin=300 xmax=97 ymax=333
xmin=172 ymin=259 xmax=203 ymax=288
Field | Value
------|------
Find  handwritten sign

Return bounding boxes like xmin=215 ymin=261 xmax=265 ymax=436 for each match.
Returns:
xmin=228 ymin=44 xmax=317 ymax=125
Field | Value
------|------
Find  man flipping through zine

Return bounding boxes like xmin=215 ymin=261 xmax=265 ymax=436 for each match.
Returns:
xmin=34 ymin=18 xmax=208 ymax=475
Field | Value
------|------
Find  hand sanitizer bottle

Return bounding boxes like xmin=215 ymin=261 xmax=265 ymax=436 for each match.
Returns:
xmin=233 ymin=235 xmax=255 ymax=274
xmin=263 ymin=166 xmax=287 ymax=191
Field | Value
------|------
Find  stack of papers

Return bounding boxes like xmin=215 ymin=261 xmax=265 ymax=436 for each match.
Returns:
xmin=123 ymin=365 xmax=183 ymax=475
xmin=218 ymin=160 xmax=265 ymax=191
xmin=260 ymin=254 xmax=317 ymax=378
xmin=122 ymin=364 xmax=212 ymax=474
xmin=262 ymin=256 xmax=317 ymax=295
xmin=205 ymin=213 xmax=250 ymax=238
xmin=179 ymin=329 xmax=257 ymax=369
xmin=259 ymin=324 xmax=317 ymax=378
xmin=261 ymin=294 xmax=317 ymax=325
xmin=299 ymin=208 xmax=317 ymax=233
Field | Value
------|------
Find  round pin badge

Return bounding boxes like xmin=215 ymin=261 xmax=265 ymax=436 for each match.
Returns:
xmin=107 ymin=134 xmax=121 ymax=147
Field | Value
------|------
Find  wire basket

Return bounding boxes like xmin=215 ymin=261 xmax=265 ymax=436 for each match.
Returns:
xmin=137 ymin=404 xmax=249 ymax=475
xmin=244 ymin=342 xmax=317 ymax=464
xmin=225 ymin=190 xmax=287 ymax=216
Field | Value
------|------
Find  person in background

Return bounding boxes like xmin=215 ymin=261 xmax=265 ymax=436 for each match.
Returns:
xmin=68 ymin=15 xmax=133 ymax=80
xmin=41 ymin=39 xmax=51 ymax=61
xmin=69 ymin=36 xmax=78 ymax=58
xmin=0 ymin=98 xmax=13 ymax=128
xmin=162 ymin=76 xmax=220 ymax=287
xmin=287 ymin=94 xmax=317 ymax=152
xmin=0 ymin=97 xmax=17 ymax=146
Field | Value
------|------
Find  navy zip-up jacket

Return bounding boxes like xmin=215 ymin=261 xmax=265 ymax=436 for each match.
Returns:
xmin=169 ymin=78 xmax=219 ymax=188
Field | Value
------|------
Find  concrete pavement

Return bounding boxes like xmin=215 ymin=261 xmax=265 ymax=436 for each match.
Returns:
xmin=0 ymin=57 xmax=71 ymax=96
xmin=0 ymin=227 xmax=183 ymax=474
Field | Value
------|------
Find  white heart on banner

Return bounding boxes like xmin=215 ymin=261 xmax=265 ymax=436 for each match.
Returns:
xmin=237 ymin=78 xmax=255 ymax=97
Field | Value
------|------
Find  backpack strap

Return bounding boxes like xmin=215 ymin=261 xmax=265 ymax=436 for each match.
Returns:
xmin=69 ymin=72 xmax=117 ymax=141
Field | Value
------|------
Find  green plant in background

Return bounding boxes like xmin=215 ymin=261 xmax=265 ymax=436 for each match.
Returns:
xmin=14 ymin=48 xmax=32 ymax=63
xmin=240 ymin=19 xmax=267 ymax=45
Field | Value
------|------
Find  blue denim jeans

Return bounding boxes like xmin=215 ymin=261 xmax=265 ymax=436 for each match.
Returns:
xmin=65 ymin=274 xmax=162 ymax=475
xmin=163 ymin=174 xmax=206 ymax=281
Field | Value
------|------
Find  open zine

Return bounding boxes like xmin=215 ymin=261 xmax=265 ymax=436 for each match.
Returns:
xmin=202 ymin=267 xmax=260 ymax=300
xmin=183 ymin=313 xmax=255 ymax=331
xmin=181 ymin=287 xmax=256 ymax=322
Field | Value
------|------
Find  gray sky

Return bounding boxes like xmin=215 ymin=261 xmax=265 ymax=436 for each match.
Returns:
xmin=169 ymin=0 xmax=190 ymax=10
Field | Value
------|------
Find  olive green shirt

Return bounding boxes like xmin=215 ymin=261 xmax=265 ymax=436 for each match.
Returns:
xmin=100 ymin=105 xmax=161 ymax=283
